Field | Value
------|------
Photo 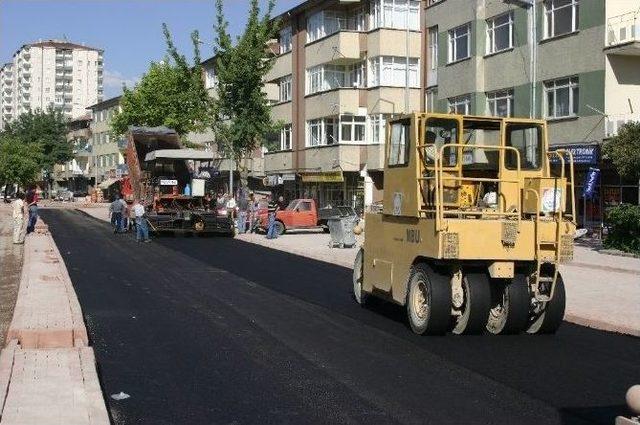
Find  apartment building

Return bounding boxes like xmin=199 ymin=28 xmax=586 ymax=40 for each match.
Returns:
xmin=87 ymin=96 xmax=126 ymax=189
xmin=424 ymin=0 xmax=640 ymax=225
xmin=264 ymin=0 xmax=425 ymax=211
xmin=0 ymin=39 xmax=104 ymax=129
xmin=0 ymin=64 xmax=13 ymax=129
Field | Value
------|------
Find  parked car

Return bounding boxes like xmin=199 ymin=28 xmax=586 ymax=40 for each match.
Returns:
xmin=259 ymin=199 xmax=359 ymax=236
xmin=56 ymin=189 xmax=75 ymax=202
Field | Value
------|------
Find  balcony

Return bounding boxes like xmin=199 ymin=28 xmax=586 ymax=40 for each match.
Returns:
xmin=270 ymin=101 xmax=292 ymax=123
xmin=265 ymin=52 xmax=292 ymax=82
xmin=366 ymin=86 xmax=421 ymax=115
xmin=305 ymin=88 xmax=360 ymax=120
xmin=264 ymin=150 xmax=293 ymax=173
xmin=305 ymin=31 xmax=363 ymax=69
xmin=605 ymin=11 xmax=640 ymax=55
xmin=302 ymin=144 xmax=362 ymax=173
xmin=605 ymin=113 xmax=640 ymax=137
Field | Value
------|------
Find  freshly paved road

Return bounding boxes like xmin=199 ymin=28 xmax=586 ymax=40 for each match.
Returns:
xmin=41 ymin=209 xmax=639 ymax=425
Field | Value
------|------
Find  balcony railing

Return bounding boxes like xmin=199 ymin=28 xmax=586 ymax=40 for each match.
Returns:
xmin=606 ymin=11 xmax=639 ymax=46
xmin=606 ymin=113 xmax=640 ymax=137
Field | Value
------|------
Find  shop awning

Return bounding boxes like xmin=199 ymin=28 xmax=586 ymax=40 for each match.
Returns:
xmin=144 ymin=149 xmax=215 ymax=162
xmin=98 ymin=178 xmax=119 ymax=189
xmin=300 ymin=171 xmax=344 ymax=183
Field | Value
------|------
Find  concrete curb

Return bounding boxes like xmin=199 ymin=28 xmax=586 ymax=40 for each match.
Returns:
xmin=6 ymin=221 xmax=88 ymax=349
xmin=0 ymin=218 xmax=109 ymax=424
xmin=564 ymin=313 xmax=640 ymax=338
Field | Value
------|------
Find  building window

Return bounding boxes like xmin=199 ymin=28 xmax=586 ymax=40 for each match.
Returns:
xmin=306 ymin=63 xmax=364 ymax=95
xmin=486 ymin=12 xmax=513 ymax=55
xmin=487 ymin=89 xmax=514 ymax=117
xmin=204 ymin=67 xmax=217 ymax=89
xmin=369 ymin=114 xmax=395 ymax=144
xmin=307 ymin=10 xmax=347 ymax=43
xmin=544 ymin=0 xmax=579 ymax=39
xmin=544 ymin=76 xmax=579 ymax=119
xmin=368 ymin=56 xmax=419 ymax=88
xmin=448 ymin=23 xmax=471 ymax=63
xmin=280 ymin=124 xmax=292 ymax=150
xmin=426 ymin=88 xmax=438 ymax=112
xmin=370 ymin=0 xmax=420 ymax=31
xmin=307 ymin=118 xmax=338 ymax=146
xmin=448 ymin=94 xmax=471 ymax=115
xmin=428 ymin=26 xmax=438 ymax=70
xmin=279 ymin=75 xmax=292 ymax=102
xmin=340 ymin=115 xmax=366 ymax=143
xmin=280 ymin=26 xmax=292 ymax=54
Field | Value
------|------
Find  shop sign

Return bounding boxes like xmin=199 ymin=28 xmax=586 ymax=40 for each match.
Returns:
xmin=160 ymin=179 xmax=178 ymax=186
xmin=549 ymin=144 xmax=599 ymax=165
xmin=263 ymin=175 xmax=283 ymax=186
xmin=300 ymin=171 xmax=344 ymax=183
xmin=582 ymin=167 xmax=600 ymax=199
xmin=282 ymin=173 xmax=296 ymax=181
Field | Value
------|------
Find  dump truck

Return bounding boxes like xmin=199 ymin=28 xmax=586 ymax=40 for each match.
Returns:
xmin=354 ymin=113 xmax=576 ymax=335
xmin=125 ymin=126 xmax=235 ymax=235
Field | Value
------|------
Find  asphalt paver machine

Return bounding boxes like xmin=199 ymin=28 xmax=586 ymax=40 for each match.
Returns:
xmin=125 ymin=126 xmax=235 ymax=235
xmin=354 ymin=113 xmax=576 ymax=335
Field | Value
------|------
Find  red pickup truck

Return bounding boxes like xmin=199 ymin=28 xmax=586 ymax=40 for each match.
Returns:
xmin=259 ymin=199 xmax=358 ymax=236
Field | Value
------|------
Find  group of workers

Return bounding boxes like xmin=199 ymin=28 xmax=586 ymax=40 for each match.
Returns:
xmin=109 ymin=195 xmax=150 ymax=243
xmin=11 ymin=187 xmax=40 ymax=244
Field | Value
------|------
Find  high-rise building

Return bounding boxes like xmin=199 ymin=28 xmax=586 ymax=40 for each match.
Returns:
xmin=0 ymin=39 xmax=104 ymax=129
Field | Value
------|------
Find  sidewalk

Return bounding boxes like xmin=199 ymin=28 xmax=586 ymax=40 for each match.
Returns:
xmin=0 ymin=216 xmax=109 ymax=424
xmin=0 ymin=204 xmax=21 ymax=348
xmin=78 ymin=205 xmax=640 ymax=336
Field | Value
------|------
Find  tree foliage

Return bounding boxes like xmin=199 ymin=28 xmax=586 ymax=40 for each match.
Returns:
xmin=111 ymin=24 xmax=212 ymax=138
xmin=602 ymin=121 xmax=640 ymax=180
xmin=212 ymin=0 xmax=279 ymax=180
xmin=4 ymin=108 xmax=70 ymax=173
xmin=0 ymin=134 xmax=43 ymax=187
xmin=604 ymin=203 xmax=640 ymax=254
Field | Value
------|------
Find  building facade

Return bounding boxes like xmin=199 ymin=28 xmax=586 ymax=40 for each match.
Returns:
xmin=263 ymin=0 xmax=425 ymax=211
xmin=424 ymin=0 xmax=640 ymax=226
xmin=0 ymin=40 xmax=104 ymax=129
xmin=87 ymin=96 xmax=125 ymax=187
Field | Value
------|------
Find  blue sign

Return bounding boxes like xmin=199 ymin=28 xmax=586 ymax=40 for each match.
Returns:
xmin=549 ymin=144 xmax=599 ymax=165
xmin=582 ymin=167 xmax=600 ymax=199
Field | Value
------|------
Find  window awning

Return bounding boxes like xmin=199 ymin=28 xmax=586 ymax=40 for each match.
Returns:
xmin=98 ymin=178 xmax=119 ymax=189
xmin=144 ymin=149 xmax=215 ymax=162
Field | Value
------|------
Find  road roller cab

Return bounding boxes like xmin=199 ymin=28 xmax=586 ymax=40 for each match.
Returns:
xmin=353 ymin=113 xmax=577 ymax=335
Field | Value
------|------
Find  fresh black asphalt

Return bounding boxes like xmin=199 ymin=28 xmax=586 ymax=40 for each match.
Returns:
xmin=41 ymin=209 xmax=639 ymax=425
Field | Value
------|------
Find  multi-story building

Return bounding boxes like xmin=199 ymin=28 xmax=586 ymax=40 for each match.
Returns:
xmin=263 ymin=0 xmax=424 ymax=211
xmin=53 ymin=114 xmax=93 ymax=194
xmin=424 ymin=0 xmax=640 ymax=225
xmin=0 ymin=63 xmax=13 ymax=130
xmin=87 ymin=96 xmax=125 ymax=189
xmin=0 ymin=39 xmax=103 ymax=129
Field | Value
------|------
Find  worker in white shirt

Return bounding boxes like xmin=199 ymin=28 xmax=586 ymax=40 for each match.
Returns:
xmin=133 ymin=199 xmax=151 ymax=243
xmin=12 ymin=192 xmax=26 ymax=244
xmin=481 ymin=184 xmax=498 ymax=209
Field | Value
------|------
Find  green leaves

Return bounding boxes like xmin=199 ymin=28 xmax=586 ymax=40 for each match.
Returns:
xmin=110 ymin=24 xmax=213 ymax=139
xmin=604 ymin=203 xmax=640 ymax=254
xmin=3 ymin=108 xmax=70 ymax=173
xmin=0 ymin=134 xmax=43 ymax=186
xmin=212 ymin=0 xmax=279 ymax=165
xmin=602 ymin=121 xmax=640 ymax=181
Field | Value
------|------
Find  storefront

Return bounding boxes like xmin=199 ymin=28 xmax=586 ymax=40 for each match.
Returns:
xmin=550 ymin=143 xmax=639 ymax=230
xmin=265 ymin=171 xmax=365 ymax=213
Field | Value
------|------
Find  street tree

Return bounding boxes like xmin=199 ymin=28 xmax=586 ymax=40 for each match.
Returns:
xmin=111 ymin=24 xmax=212 ymax=140
xmin=602 ymin=121 xmax=640 ymax=180
xmin=212 ymin=0 xmax=279 ymax=192
xmin=0 ymin=134 xmax=43 ymax=199
xmin=4 ymin=108 xmax=71 ymax=192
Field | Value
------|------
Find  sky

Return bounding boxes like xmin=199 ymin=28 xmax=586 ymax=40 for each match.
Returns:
xmin=0 ymin=0 xmax=304 ymax=98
